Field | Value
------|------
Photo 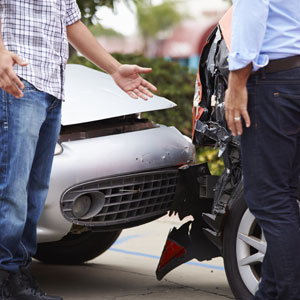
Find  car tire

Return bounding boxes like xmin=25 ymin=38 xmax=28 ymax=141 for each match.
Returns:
xmin=223 ymin=193 xmax=265 ymax=300
xmin=34 ymin=230 xmax=122 ymax=265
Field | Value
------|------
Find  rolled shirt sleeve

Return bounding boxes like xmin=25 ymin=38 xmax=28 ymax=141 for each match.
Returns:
xmin=66 ymin=0 xmax=81 ymax=26
xmin=229 ymin=0 xmax=270 ymax=71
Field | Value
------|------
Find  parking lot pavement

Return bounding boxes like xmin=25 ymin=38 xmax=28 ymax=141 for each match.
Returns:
xmin=32 ymin=215 xmax=234 ymax=300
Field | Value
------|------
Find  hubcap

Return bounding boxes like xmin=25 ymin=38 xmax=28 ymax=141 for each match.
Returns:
xmin=236 ymin=209 xmax=266 ymax=295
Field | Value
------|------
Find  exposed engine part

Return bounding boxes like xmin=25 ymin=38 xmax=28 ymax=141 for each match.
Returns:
xmin=169 ymin=163 xmax=218 ymax=220
xmin=59 ymin=115 xmax=155 ymax=142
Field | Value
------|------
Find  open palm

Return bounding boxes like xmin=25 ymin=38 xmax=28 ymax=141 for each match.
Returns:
xmin=112 ymin=64 xmax=157 ymax=100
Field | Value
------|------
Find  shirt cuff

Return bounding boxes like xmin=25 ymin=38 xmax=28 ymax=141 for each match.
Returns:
xmin=66 ymin=1 xmax=82 ymax=26
xmin=229 ymin=52 xmax=269 ymax=71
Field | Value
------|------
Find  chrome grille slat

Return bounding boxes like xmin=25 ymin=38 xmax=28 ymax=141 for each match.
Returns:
xmin=104 ymin=191 xmax=141 ymax=198
xmin=61 ymin=169 xmax=178 ymax=227
xmin=62 ymin=208 xmax=73 ymax=212
xmin=66 ymin=176 xmax=177 ymax=195
xmin=104 ymin=184 xmax=177 ymax=199
xmin=95 ymin=199 xmax=174 ymax=218
xmin=99 ymin=192 xmax=175 ymax=211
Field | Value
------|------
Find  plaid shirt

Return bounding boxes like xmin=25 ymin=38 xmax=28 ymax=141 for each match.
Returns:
xmin=0 ymin=0 xmax=81 ymax=100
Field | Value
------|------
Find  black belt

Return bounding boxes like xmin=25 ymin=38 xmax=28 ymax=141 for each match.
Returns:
xmin=253 ymin=55 xmax=300 ymax=75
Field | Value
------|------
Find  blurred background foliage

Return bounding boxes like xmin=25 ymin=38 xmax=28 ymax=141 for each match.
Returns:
xmin=136 ymin=1 xmax=182 ymax=39
xmin=88 ymin=23 xmax=124 ymax=37
xmin=136 ymin=1 xmax=182 ymax=53
xmin=76 ymin=0 xmax=231 ymax=25
xmin=77 ymin=0 xmax=137 ymax=25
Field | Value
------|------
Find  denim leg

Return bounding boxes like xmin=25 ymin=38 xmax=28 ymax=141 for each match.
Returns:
xmin=0 ymin=82 xmax=61 ymax=272
xmin=12 ymin=98 xmax=61 ymax=267
xmin=241 ymin=68 xmax=300 ymax=300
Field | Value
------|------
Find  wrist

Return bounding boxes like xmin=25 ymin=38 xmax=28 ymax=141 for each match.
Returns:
xmin=106 ymin=61 xmax=122 ymax=77
xmin=229 ymin=73 xmax=248 ymax=89
xmin=228 ymin=63 xmax=252 ymax=89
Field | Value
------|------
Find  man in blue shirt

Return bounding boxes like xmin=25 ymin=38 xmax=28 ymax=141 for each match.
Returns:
xmin=225 ymin=0 xmax=300 ymax=299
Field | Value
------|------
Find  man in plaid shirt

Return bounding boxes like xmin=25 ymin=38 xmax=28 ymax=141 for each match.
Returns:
xmin=0 ymin=1 xmax=157 ymax=299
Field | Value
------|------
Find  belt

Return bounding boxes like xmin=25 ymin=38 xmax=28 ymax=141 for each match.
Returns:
xmin=253 ymin=55 xmax=300 ymax=75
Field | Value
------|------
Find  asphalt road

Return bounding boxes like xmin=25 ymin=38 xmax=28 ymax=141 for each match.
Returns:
xmin=32 ymin=215 xmax=234 ymax=300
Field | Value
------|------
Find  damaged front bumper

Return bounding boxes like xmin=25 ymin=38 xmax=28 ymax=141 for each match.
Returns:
xmin=156 ymin=120 xmax=242 ymax=280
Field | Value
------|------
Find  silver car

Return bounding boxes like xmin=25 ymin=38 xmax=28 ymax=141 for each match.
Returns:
xmin=34 ymin=64 xmax=195 ymax=265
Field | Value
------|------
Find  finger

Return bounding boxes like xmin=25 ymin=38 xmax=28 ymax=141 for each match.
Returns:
xmin=127 ymin=91 xmax=138 ymax=100
xmin=7 ymin=69 xmax=24 ymax=90
xmin=7 ymin=78 xmax=24 ymax=98
xmin=12 ymin=53 xmax=28 ymax=67
xmin=138 ymin=85 xmax=153 ymax=98
xmin=0 ymin=78 xmax=13 ymax=96
xmin=226 ymin=109 xmax=238 ymax=136
xmin=5 ymin=85 xmax=17 ymax=98
xmin=135 ymin=66 xmax=152 ymax=74
xmin=10 ymin=83 xmax=23 ymax=98
xmin=133 ymin=88 xmax=148 ymax=101
xmin=142 ymin=78 xmax=157 ymax=92
xmin=234 ymin=116 xmax=243 ymax=136
xmin=241 ymin=109 xmax=251 ymax=128
xmin=225 ymin=107 xmax=233 ymax=131
xmin=0 ymin=73 xmax=23 ymax=98
xmin=1 ymin=83 xmax=22 ymax=98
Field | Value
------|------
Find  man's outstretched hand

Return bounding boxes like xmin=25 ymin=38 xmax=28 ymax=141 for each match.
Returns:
xmin=111 ymin=64 xmax=157 ymax=101
xmin=66 ymin=21 xmax=157 ymax=100
xmin=0 ymin=49 xmax=27 ymax=98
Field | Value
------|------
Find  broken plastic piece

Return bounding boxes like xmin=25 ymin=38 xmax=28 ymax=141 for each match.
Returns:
xmin=194 ymin=120 xmax=232 ymax=156
xmin=156 ymin=219 xmax=220 ymax=280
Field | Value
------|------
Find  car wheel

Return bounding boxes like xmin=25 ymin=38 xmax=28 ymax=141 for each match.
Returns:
xmin=223 ymin=195 xmax=266 ymax=300
xmin=34 ymin=230 xmax=122 ymax=264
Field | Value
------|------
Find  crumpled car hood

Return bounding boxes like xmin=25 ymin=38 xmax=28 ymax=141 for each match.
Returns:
xmin=62 ymin=64 xmax=176 ymax=126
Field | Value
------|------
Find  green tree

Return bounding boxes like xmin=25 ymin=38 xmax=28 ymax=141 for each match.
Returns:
xmin=136 ymin=1 xmax=182 ymax=53
xmin=88 ymin=23 xmax=123 ymax=37
xmin=77 ymin=0 xmax=137 ymax=25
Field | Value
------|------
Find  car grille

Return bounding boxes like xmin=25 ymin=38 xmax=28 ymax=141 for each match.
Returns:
xmin=61 ymin=169 xmax=178 ymax=227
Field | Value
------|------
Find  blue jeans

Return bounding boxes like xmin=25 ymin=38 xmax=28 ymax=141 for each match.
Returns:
xmin=0 ymin=80 xmax=61 ymax=272
xmin=241 ymin=67 xmax=300 ymax=300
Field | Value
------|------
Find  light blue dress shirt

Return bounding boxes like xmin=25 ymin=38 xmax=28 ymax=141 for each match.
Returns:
xmin=229 ymin=0 xmax=300 ymax=71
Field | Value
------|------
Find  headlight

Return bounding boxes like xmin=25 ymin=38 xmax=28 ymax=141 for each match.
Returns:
xmin=54 ymin=142 xmax=63 ymax=155
xmin=72 ymin=195 xmax=92 ymax=219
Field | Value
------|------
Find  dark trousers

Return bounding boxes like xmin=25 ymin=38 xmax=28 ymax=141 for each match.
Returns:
xmin=241 ymin=67 xmax=300 ymax=300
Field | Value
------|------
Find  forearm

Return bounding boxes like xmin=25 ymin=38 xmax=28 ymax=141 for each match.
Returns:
xmin=67 ymin=20 xmax=121 ymax=75
xmin=228 ymin=63 xmax=252 ymax=89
